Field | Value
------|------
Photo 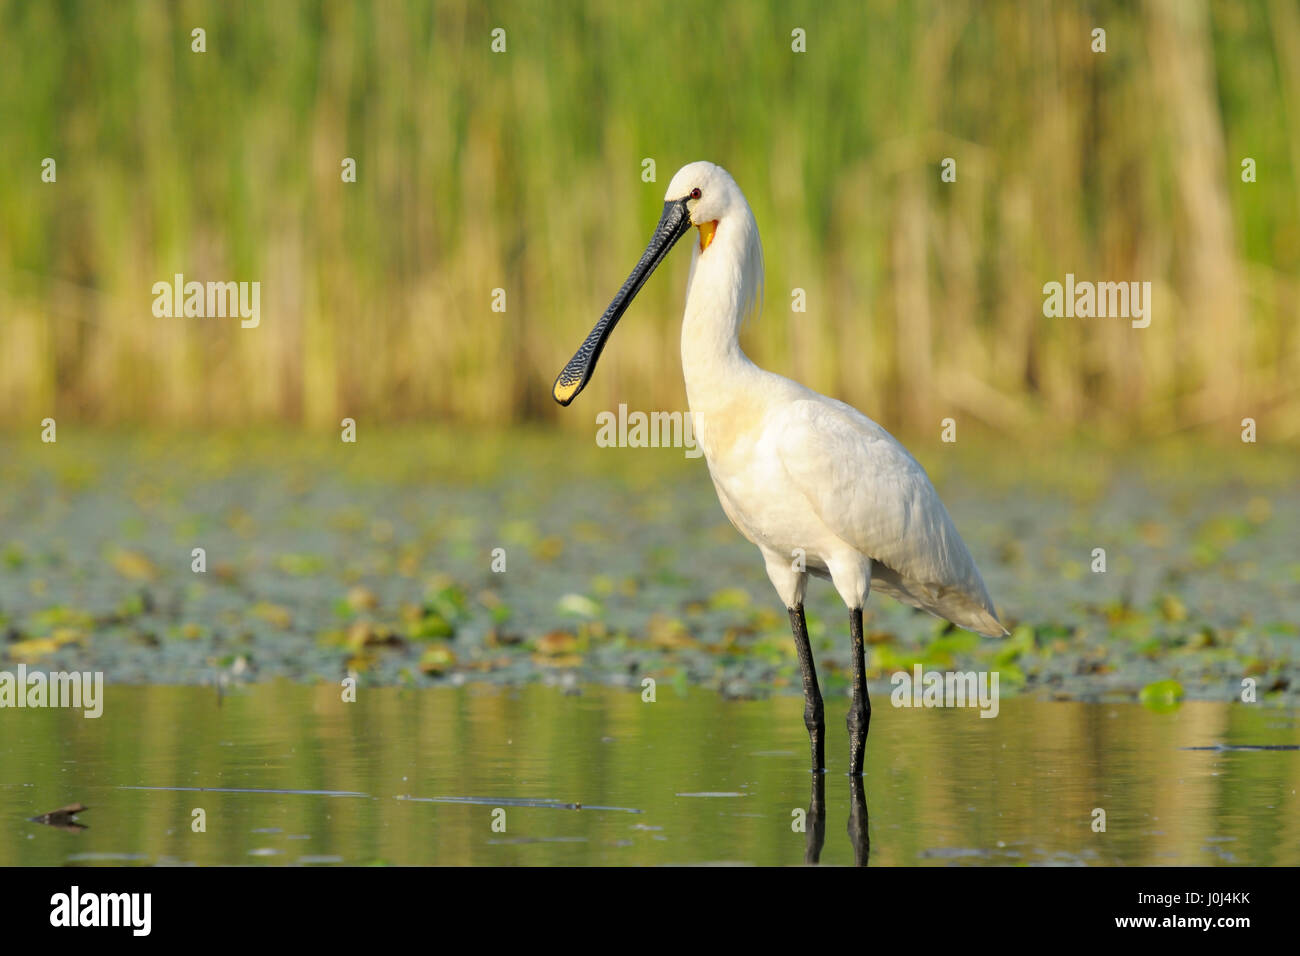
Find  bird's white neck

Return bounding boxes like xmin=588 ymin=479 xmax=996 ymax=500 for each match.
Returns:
xmin=680 ymin=208 xmax=764 ymax=420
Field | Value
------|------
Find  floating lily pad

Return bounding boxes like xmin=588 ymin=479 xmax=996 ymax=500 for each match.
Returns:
xmin=1139 ymin=679 xmax=1185 ymax=712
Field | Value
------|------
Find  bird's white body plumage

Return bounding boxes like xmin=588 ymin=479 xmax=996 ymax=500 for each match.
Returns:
xmin=669 ymin=161 xmax=1006 ymax=637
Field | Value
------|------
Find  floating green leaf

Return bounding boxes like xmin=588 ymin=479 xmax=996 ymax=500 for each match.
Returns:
xmin=1139 ymin=679 xmax=1184 ymax=711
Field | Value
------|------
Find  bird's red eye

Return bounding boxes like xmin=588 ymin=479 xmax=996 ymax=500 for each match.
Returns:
xmin=690 ymin=187 xmax=702 ymax=200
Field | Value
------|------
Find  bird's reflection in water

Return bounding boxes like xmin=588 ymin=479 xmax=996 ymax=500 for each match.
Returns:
xmin=847 ymin=776 xmax=870 ymax=866
xmin=804 ymin=773 xmax=827 ymax=864
xmin=804 ymin=775 xmax=869 ymax=866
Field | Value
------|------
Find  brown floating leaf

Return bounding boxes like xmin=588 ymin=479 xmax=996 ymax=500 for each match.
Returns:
xmin=534 ymin=631 xmax=579 ymax=656
xmin=346 ymin=621 xmax=403 ymax=650
xmin=251 ymin=601 xmax=292 ymax=629
xmin=531 ymin=653 xmax=583 ymax=668
xmin=532 ymin=535 xmax=565 ymax=561
xmin=647 ymin=615 xmax=699 ymax=650
xmin=111 ymin=549 xmax=158 ymax=582
xmin=347 ymin=586 xmax=379 ymax=611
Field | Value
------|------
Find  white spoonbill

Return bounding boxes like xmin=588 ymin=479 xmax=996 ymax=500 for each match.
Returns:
xmin=553 ymin=161 xmax=1007 ymax=774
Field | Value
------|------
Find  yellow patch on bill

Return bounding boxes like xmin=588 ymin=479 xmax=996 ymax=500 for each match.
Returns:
xmin=553 ymin=377 xmax=581 ymax=404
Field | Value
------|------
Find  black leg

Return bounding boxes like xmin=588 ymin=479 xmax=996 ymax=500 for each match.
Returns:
xmin=847 ymin=606 xmax=871 ymax=775
xmin=788 ymin=604 xmax=825 ymax=773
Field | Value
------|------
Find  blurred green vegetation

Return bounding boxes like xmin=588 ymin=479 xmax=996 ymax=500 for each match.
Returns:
xmin=3 ymin=430 xmax=1297 ymax=697
xmin=1 ymin=0 xmax=1297 ymax=437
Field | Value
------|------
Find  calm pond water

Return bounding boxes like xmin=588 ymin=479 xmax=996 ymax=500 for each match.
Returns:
xmin=2 ymin=684 xmax=1297 ymax=866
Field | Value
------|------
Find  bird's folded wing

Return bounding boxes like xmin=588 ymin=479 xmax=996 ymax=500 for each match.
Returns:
xmin=771 ymin=399 xmax=1002 ymax=630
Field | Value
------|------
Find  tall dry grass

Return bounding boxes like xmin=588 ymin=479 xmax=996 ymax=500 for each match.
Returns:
xmin=0 ymin=0 xmax=1297 ymax=439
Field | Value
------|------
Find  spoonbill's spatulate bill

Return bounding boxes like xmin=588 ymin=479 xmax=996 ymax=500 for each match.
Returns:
xmin=553 ymin=161 xmax=1007 ymax=775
